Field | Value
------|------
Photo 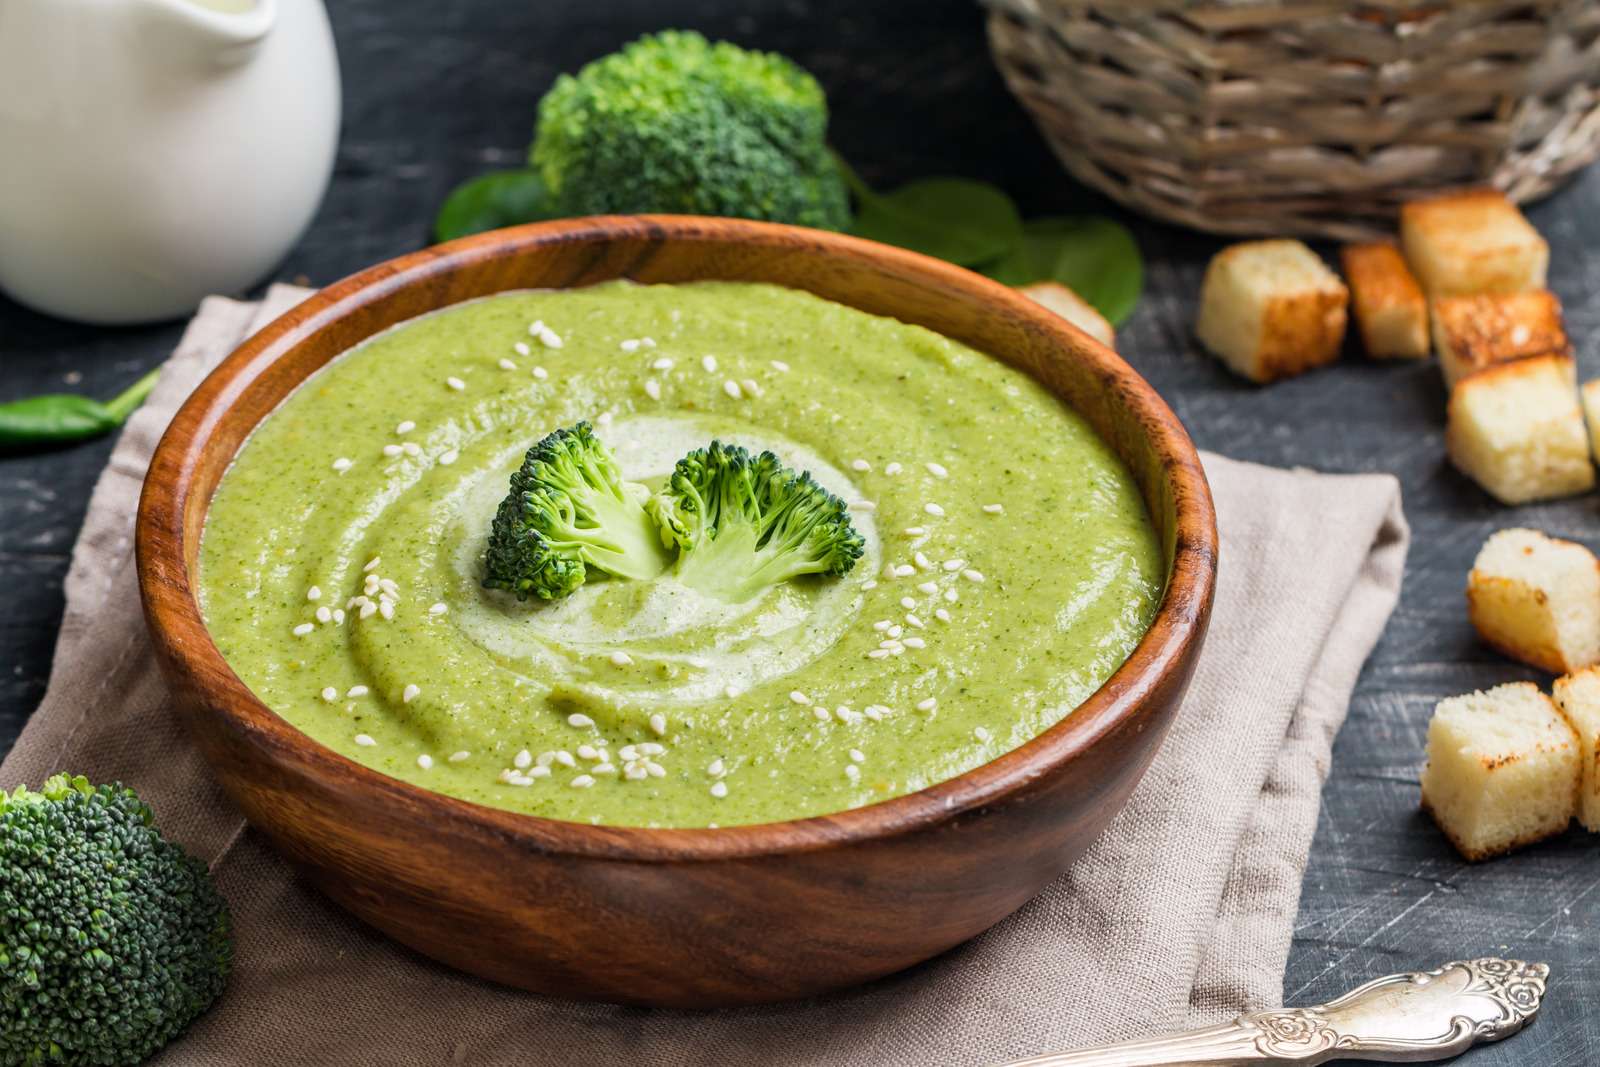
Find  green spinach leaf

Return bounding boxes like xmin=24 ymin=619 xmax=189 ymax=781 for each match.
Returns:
xmin=434 ymin=169 xmax=560 ymax=242
xmin=982 ymin=216 xmax=1143 ymax=325
xmin=839 ymin=158 xmax=1023 ymax=267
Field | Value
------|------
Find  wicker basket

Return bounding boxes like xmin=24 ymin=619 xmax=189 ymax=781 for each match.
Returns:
xmin=986 ymin=0 xmax=1600 ymax=239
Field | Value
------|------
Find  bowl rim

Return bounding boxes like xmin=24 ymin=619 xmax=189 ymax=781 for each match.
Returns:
xmin=136 ymin=215 xmax=1217 ymax=864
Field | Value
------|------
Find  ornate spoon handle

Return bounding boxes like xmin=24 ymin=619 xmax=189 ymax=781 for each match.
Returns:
xmin=996 ymin=958 xmax=1549 ymax=1066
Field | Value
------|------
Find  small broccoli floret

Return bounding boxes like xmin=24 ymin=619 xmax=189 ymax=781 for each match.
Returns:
xmin=531 ymin=30 xmax=850 ymax=230
xmin=0 ymin=774 xmax=231 ymax=1067
xmin=484 ymin=422 xmax=671 ymax=600
xmin=649 ymin=441 xmax=864 ymax=602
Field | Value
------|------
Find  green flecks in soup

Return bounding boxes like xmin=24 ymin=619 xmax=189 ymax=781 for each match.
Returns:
xmin=198 ymin=281 xmax=1163 ymax=827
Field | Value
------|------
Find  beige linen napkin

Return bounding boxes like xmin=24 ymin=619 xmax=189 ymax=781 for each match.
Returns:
xmin=1 ymin=286 xmax=1409 ymax=1066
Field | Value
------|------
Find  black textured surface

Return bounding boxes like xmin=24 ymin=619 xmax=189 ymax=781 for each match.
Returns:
xmin=1 ymin=1 xmax=1595 ymax=1059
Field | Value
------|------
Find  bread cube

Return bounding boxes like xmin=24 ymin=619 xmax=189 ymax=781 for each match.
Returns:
xmin=1467 ymin=527 xmax=1600 ymax=673
xmin=1445 ymin=354 xmax=1593 ymax=505
xmin=1420 ymin=682 xmax=1579 ymax=861
xmin=1432 ymin=289 xmax=1570 ymax=389
xmin=1400 ymin=188 xmax=1548 ymax=297
xmin=1551 ymin=669 xmax=1600 ymax=831
xmin=1581 ymin=379 xmax=1600 ymax=461
xmin=1019 ymin=281 xmax=1114 ymax=348
xmin=1340 ymin=242 xmax=1428 ymax=359
xmin=1195 ymin=239 xmax=1348 ymax=384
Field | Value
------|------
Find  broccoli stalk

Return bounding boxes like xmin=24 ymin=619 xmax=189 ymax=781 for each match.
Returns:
xmin=649 ymin=441 xmax=864 ymax=602
xmin=484 ymin=422 xmax=671 ymax=600
xmin=531 ymin=30 xmax=850 ymax=230
xmin=0 ymin=774 xmax=231 ymax=1067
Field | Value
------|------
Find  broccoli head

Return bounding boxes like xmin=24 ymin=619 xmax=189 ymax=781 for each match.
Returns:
xmin=484 ymin=421 xmax=671 ymax=600
xmin=0 ymin=775 xmax=231 ymax=1067
xmin=649 ymin=441 xmax=864 ymax=602
xmin=531 ymin=30 xmax=850 ymax=230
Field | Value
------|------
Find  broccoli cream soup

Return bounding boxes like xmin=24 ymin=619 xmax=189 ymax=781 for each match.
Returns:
xmin=199 ymin=281 xmax=1163 ymax=827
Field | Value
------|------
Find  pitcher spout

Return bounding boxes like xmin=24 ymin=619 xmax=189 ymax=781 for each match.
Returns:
xmin=132 ymin=0 xmax=276 ymax=66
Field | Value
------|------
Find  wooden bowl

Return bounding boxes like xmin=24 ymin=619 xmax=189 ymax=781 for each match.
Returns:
xmin=136 ymin=216 xmax=1217 ymax=1008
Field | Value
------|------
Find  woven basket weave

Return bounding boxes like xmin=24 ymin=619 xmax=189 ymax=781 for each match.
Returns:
xmin=986 ymin=0 xmax=1600 ymax=239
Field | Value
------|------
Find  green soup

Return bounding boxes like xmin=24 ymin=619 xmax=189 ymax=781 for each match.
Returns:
xmin=199 ymin=281 xmax=1163 ymax=827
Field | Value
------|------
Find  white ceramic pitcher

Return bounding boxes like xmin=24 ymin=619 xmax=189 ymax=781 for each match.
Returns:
xmin=0 ymin=0 xmax=339 ymax=324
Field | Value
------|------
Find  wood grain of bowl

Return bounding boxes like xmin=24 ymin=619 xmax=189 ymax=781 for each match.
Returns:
xmin=135 ymin=216 xmax=1217 ymax=1007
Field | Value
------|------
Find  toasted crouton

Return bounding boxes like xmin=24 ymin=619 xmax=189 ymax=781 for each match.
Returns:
xmin=1552 ymin=669 xmax=1600 ymax=831
xmin=1195 ymin=239 xmax=1348 ymax=384
xmin=1432 ymin=289 xmax=1570 ymax=389
xmin=1019 ymin=281 xmax=1114 ymax=348
xmin=1467 ymin=528 xmax=1600 ymax=673
xmin=1420 ymin=682 xmax=1579 ymax=861
xmin=1400 ymin=188 xmax=1548 ymax=297
xmin=1341 ymin=242 xmax=1428 ymax=359
xmin=1581 ymin=379 xmax=1600 ymax=461
xmin=1445 ymin=354 xmax=1594 ymax=505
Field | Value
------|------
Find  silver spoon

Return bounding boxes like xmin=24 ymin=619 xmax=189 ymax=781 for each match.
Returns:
xmin=996 ymin=958 xmax=1548 ymax=1066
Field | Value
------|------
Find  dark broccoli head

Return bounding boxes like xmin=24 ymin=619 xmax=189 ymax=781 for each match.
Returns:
xmin=0 ymin=775 xmax=231 ymax=1067
xmin=531 ymin=30 xmax=850 ymax=230
xmin=484 ymin=422 xmax=670 ymax=600
xmin=649 ymin=441 xmax=864 ymax=602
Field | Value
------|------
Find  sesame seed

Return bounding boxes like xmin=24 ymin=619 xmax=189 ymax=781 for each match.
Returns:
xmin=935 ymin=608 xmax=952 ymax=622
xmin=790 ymin=690 xmax=811 ymax=705
xmin=514 ymin=341 xmax=531 ymax=356
xmin=528 ymin=321 xmax=544 ymax=336
xmin=710 ymin=782 xmax=729 ymax=798
xmin=649 ymin=712 xmax=667 ymax=736
xmin=619 ymin=746 xmax=639 ymax=761
xmin=609 ymin=651 xmax=633 ymax=666
xmin=378 ymin=600 xmax=395 ymax=620
xmin=943 ymin=559 xmax=966 ymax=572
xmin=900 ymin=596 xmax=916 ymax=609
xmin=917 ymin=581 xmax=938 ymax=595
xmin=916 ymin=698 xmax=938 ymax=712
xmin=292 ymin=623 xmax=314 ymax=637
xmin=835 ymin=706 xmax=857 ymax=724
xmin=982 ymin=503 xmax=1004 ymax=515
xmin=974 ymin=726 xmax=991 ymax=742
xmin=813 ymin=706 xmax=831 ymax=721
xmin=571 ymin=775 xmax=595 ymax=788
xmin=347 ymin=685 xmax=368 ymax=698
xmin=873 ymin=620 xmax=892 ymax=631
xmin=358 ymin=601 xmax=377 ymax=620
xmin=333 ymin=609 xmax=346 ymax=624
xmin=963 ymin=569 xmax=986 ymax=583
xmin=402 ymin=442 xmax=421 ymax=456
xmin=307 ymin=585 xmax=323 ymax=601
xmin=642 ymin=337 xmax=656 ymax=347
xmin=849 ymin=748 xmax=865 ymax=763
xmin=944 ymin=587 xmax=959 ymax=603
xmin=904 ymin=636 xmax=926 ymax=649
xmin=867 ymin=649 xmax=890 ymax=659
xmin=849 ymin=499 xmax=877 ymax=513
xmin=701 ymin=354 xmax=718 ymax=372
xmin=927 ymin=462 xmax=949 ymax=478
xmin=532 ymin=366 xmax=548 ymax=380
xmin=644 ymin=379 xmax=661 ymax=400
xmin=904 ymin=526 xmax=927 ymax=537
xmin=513 ymin=750 xmax=533 ymax=769
xmin=354 ymin=733 xmax=376 ymax=746
xmin=722 ymin=379 xmax=742 ymax=399
xmin=893 ymin=564 xmax=916 ymax=578
xmin=446 ymin=376 xmax=465 ymax=391
xmin=924 ymin=503 xmax=946 ymax=517
xmin=382 ymin=444 xmax=403 ymax=457
xmin=332 ymin=457 xmax=352 ymax=472
xmin=724 ymin=684 xmax=741 ymax=699
xmin=320 ymin=686 xmax=338 ymax=702
xmin=862 ymin=580 xmax=878 ymax=590
xmin=529 ymin=765 xmax=551 ymax=778
xmin=620 ymin=339 xmax=641 ymax=352
xmin=449 ymin=751 xmax=471 ymax=763
xmin=851 ymin=459 xmax=871 ymax=472
xmin=568 ymin=713 xmax=595 ymax=728
xmin=741 ymin=378 xmax=763 ymax=397
xmin=906 ymin=613 xmax=925 ymax=628
xmin=593 ymin=763 xmax=617 ymax=775
xmin=439 ymin=448 xmax=460 ymax=466
xmin=651 ymin=357 xmax=674 ymax=371
xmin=845 ymin=764 xmax=861 ymax=782
xmin=395 ymin=420 xmax=416 ymax=435
xmin=538 ymin=329 xmax=564 ymax=349
xmin=914 ymin=552 xmax=933 ymax=570
xmin=645 ymin=761 xmax=666 ymax=778
xmin=417 ymin=754 xmax=434 ymax=770
xmin=363 ymin=557 xmax=381 ymax=572
xmin=638 ymin=743 xmax=665 ymax=756
xmin=884 ymin=462 xmax=903 ymax=475
xmin=770 ymin=360 xmax=790 ymax=372
xmin=708 ymin=758 xmax=726 ymax=777
xmin=887 ymin=625 xmax=904 ymax=639
xmin=402 ymin=684 xmax=421 ymax=703
xmin=378 ymin=578 xmax=399 ymax=595
xmin=315 ymin=606 xmax=332 ymax=623
xmin=577 ymin=744 xmax=599 ymax=761
xmin=498 ymin=358 xmax=517 ymax=371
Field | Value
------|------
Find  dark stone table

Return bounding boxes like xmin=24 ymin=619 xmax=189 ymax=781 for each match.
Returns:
xmin=3 ymin=0 xmax=1595 ymax=1060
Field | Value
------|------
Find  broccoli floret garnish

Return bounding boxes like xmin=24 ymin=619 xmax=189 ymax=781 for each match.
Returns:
xmin=0 ymin=774 xmax=231 ymax=1066
xmin=531 ymin=30 xmax=850 ymax=230
xmin=649 ymin=441 xmax=864 ymax=602
xmin=484 ymin=422 xmax=671 ymax=600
